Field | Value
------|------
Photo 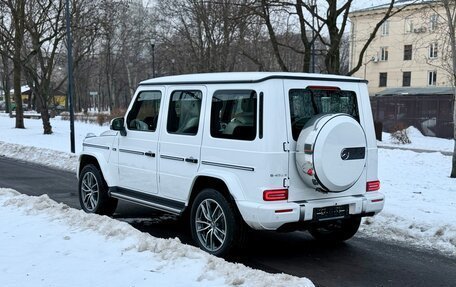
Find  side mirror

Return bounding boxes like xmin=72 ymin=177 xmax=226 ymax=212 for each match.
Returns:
xmin=110 ymin=117 xmax=127 ymax=136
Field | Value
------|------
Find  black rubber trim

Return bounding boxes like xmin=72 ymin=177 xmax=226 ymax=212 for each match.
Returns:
xmin=259 ymin=92 xmax=264 ymax=139
xmin=160 ymin=155 xmax=185 ymax=161
xmin=119 ymin=149 xmax=145 ymax=156
xmin=201 ymin=161 xmax=254 ymax=171
xmin=139 ymin=75 xmax=367 ymax=87
xmin=82 ymin=143 xmax=110 ymax=150
xmin=109 ymin=187 xmax=185 ymax=211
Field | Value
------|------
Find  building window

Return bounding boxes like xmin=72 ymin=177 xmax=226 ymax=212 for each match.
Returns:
xmin=380 ymin=47 xmax=389 ymax=61
xmin=404 ymin=45 xmax=412 ymax=60
xmin=429 ymin=42 xmax=438 ymax=59
xmin=429 ymin=14 xmax=438 ymax=31
xmin=381 ymin=20 xmax=389 ymax=36
xmin=402 ymin=72 xmax=411 ymax=87
xmin=379 ymin=72 xmax=387 ymax=87
xmin=405 ymin=18 xmax=413 ymax=33
xmin=428 ymin=71 xmax=437 ymax=86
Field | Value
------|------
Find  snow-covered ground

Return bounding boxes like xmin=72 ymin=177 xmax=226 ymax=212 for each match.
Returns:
xmin=0 ymin=188 xmax=313 ymax=287
xmin=0 ymin=115 xmax=455 ymax=286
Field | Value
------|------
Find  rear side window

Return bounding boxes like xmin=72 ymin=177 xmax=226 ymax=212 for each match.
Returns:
xmin=211 ymin=90 xmax=257 ymax=141
xmin=126 ymin=91 xmax=161 ymax=131
xmin=289 ymin=88 xmax=359 ymax=141
xmin=167 ymin=90 xmax=202 ymax=135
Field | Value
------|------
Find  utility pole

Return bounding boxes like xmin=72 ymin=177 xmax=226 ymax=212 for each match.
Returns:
xmin=65 ymin=0 xmax=75 ymax=153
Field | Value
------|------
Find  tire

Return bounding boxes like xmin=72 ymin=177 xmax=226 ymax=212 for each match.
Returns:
xmin=190 ymin=188 xmax=245 ymax=257
xmin=78 ymin=164 xmax=118 ymax=216
xmin=309 ymin=217 xmax=361 ymax=242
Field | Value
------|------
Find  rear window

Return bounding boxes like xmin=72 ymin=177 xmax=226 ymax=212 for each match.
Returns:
xmin=289 ymin=88 xmax=359 ymax=141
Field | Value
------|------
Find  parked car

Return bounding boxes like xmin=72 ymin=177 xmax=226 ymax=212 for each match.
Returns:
xmin=78 ymin=72 xmax=383 ymax=256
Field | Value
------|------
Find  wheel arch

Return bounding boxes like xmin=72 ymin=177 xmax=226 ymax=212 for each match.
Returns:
xmin=185 ymin=171 xmax=246 ymax=215
xmin=78 ymin=152 xmax=114 ymax=186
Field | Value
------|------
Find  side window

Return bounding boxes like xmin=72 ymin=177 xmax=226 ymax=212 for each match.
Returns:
xmin=289 ymin=88 xmax=359 ymax=141
xmin=126 ymin=91 xmax=161 ymax=131
xmin=211 ymin=90 xmax=257 ymax=141
xmin=167 ymin=90 xmax=202 ymax=135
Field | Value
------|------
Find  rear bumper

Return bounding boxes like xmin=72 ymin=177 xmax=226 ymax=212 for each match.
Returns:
xmin=237 ymin=192 xmax=384 ymax=230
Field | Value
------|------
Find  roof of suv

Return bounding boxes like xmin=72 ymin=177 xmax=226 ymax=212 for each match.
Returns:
xmin=140 ymin=72 xmax=366 ymax=86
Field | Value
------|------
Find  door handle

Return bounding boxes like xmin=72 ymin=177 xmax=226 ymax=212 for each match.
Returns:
xmin=145 ymin=151 xmax=156 ymax=157
xmin=185 ymin=157 xmax=198 ymax=164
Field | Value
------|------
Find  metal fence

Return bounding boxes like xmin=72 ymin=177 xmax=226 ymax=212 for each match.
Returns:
xmin=370 ymin=95 xmax=454 ymax=139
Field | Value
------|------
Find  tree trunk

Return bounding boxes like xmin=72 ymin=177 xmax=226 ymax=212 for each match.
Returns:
xmin=452 ymin=94 xmax=456 ymax=177
xmin=40 ymin=107 xmax=52 ymax=135
xmin=1 ymin=53 xmax=11 ymax=114
xmin=12 ymin=58 xmax=24 ymax=128
xmin=12 ymin=0 xmax=25 ymax=128
xmin=37 ymin=93 xmax=52 ymax=134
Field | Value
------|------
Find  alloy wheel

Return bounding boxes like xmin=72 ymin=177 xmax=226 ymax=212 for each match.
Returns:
xmin=195 ymin=199 xmax=227 ymax=252
xmin=81 ymin=171 xmax=99 ymax=212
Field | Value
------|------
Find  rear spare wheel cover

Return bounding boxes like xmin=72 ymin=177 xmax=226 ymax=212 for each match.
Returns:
xmin=296 ymin=114 xmax=367 ymax=192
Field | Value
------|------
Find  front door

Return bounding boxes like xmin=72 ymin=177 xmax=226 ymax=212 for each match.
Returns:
xmin=158 ymin=86 xmax=206 ymax=201
xmin=117 ymin=88 xmax=164 ymax=194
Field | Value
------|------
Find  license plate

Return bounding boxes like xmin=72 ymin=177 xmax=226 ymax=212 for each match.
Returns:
xmin=313 ymin=205 xmax=349 ymax=220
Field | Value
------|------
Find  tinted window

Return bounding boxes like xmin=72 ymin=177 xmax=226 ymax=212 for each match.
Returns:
xmin=126 ymin=91 xmax=161 ymax=131
xmin=167 ymin=90 xmax=202 ymax=135
xmin=289 ymin=88 xmax=359 ymax=141
xmin=211 ymin=90 xmax=257 ymax=141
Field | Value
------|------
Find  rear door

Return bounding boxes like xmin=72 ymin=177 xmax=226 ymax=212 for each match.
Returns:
xmin=158 ymin=86 xmax=206 ymax=201
xmin=284 ymin=80 xmax=366 ymax=201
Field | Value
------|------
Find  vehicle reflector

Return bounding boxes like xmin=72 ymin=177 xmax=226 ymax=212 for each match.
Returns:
xmin=366 ymin=180 xmax=380 ymax=192
xmin=306 ymin=168 xmax=314 ymax=176
xmin=275 ymin=209 xmax=293 ymax=213
xmin=371 ymin=198 xmax=384 ymax=203
xmin=263 ymin=189 xmax=288 ymax=201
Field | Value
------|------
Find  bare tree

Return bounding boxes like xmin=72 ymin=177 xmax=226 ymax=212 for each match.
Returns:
xmin=0 ymin=0 xmax=26 ymax=128
xmin=436 ymin=0 xmax=456 ymax=177
xmin=21 ymin=0 xmax=66 ymax=134
xmin=254 ymin=0 xmax=414 ymax=75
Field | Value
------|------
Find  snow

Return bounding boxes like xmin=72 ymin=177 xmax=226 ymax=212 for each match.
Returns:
xmin=0 ymin=188 xmax=313 ymax=287
xmin=378 ymin=126 xmax=454 ymax=154
xmin=0 ymin=115 xmax=455 ymax=283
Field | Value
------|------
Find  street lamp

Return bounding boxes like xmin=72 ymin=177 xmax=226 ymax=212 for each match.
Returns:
xmin=310 ymin=0 xmax=317 ymax=73
xmin=150 ymin=38 xmax=156 ymax=78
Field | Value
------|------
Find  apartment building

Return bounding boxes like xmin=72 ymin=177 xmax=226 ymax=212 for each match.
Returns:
xmin=349 ymin=0 xmax=451 ymax=95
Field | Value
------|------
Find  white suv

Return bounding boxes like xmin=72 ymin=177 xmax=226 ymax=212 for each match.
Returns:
xmin=78 ymin=72 xmax=384 ymax=256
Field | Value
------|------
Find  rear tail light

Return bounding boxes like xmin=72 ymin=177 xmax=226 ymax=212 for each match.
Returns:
xmin=263 ymin=189 xmax=288 ymax=201
xmin=366 ymin=180 xmax=380 ymax=192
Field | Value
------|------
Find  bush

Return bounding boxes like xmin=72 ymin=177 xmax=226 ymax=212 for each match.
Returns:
xmin=390 ymin=124 xmax=411 ymax=144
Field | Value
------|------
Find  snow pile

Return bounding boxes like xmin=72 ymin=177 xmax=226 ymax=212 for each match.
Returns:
xmin=360 ymin=149 xmax=456 ymax=256
xmin=0 ymin=188 xmax=314 ymax=287
xmin=0 ymin=141 xmax=78 ymax=172
xmin=379 ymin=126 xmax=454 ymax=153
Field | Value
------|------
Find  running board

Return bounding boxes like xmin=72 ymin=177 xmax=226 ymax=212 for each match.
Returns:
xmin=109 ymin=187 xmax=185 ymax=215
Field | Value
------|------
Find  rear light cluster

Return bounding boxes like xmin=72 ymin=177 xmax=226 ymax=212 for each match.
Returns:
xmin=366 ymin=180 xmax=380 ymax=192
xmin=263 ymin=189 xmax=288 ymax=201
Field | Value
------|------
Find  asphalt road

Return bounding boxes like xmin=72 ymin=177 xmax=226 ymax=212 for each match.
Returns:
xmin=1 ymin=156 xmax=455 ymax=287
